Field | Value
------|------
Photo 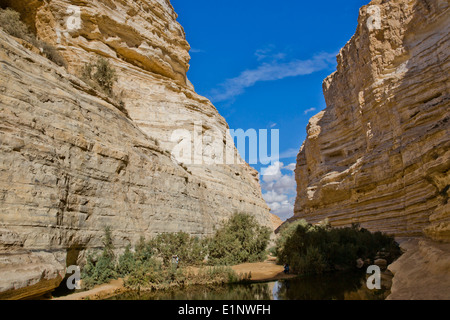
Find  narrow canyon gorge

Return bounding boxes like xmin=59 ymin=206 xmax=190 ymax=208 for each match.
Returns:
xmin=0 ymin=0 xmax=448 ymax=299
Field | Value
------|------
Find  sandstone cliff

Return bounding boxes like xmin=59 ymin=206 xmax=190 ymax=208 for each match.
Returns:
xmin=294 ymin=0 xmax=449 ymax=241
xmin=0 ymin=0 xmax=271 ymax=298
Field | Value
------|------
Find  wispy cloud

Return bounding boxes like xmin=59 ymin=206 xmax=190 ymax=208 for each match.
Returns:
xmin=255 ymin=46 xmax=286 ymax=62
xmin=279 ymin=148 xmax=300 ymax=159
xmin=304 ymin=107 xmax=317 ymax=115
xmin=209 ymin=52 xmax=336 ymax=103
xmin=190 ymin=48 xmax=205 ymax=53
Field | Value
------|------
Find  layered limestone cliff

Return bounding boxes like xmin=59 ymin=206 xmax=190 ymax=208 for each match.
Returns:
xmin=294 ymin=0 xmax=449 ymax=240
xmin=0 ymin=0 xmax=271 ymax=298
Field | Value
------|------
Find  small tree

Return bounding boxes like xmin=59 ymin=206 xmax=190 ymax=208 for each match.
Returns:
xmin=81 ymin=226 xmax=118 ymax=289
xmin=117 ymin=244 xmax=135 ymax=277
xmin=207 ymin=213 xmax=271 ymax=265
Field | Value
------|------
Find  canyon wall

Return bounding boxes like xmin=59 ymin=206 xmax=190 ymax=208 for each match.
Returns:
xmin=0 ymin=0 xmax=271 ymax=298
xmin=294 ymin=0 xmax=449 ymax=240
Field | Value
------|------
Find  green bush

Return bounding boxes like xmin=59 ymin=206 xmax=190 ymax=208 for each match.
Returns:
xmin=198 ymin=266 xmax=242 ymax=284
xmin=82 ymin=57 xmax=118 ymax=95
xmin=117 ymin=244 xmax=135 ymax=277
xmin=81 ymin=226 xmax=118 ymax=289
xmin=207 ymin=213 xmax=271 ymax=265
xmin=277 ymin=221 xmax=401 ymax=275
xmin=81 ymin=213 xmax=272 ymax=290
xmin=124 ymin=258 xmax=165 ymax=289
xmin=274 ymin=219 xmax=309 ymax=260
xmin=291 ymin=246 xmax=327 ymax=275
xmin=149 ymin=231 xmax=207 ymax=267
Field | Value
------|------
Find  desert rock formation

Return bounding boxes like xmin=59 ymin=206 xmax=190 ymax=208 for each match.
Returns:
xmin=0 ymin=0 xmax=271 ymax=298
xmin=294 ymin=0 xmax=449 ymax=240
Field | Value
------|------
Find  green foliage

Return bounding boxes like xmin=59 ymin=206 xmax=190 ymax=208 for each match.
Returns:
xmin=81 ymin=226 xmax=118 ymax=289
xmin=291 ymin=246 xmax=327 ymax=275
xmin=197 ymin=266 xmax=244 ymax=284
xmin=117 ymin=244 xmax=135 ymax=277
xmin=81 ymin=213 xmax=272 ymax=290
xmin=82 ymin=57 xmax=118 ymax=95
xmin=149 ymin=231 xmax=207 ymax=267
xmin=277 ymin=221 xmax=401 ymax=275
xmin=0 ymin=8 xmax=66 ymax=67
xmin=274 ymin=219 xmax=309 ymax=260
xmin=207 ymin=213 xmax=271 ymax=265
xmin=124 ymin=258 xmax=165 ymax=289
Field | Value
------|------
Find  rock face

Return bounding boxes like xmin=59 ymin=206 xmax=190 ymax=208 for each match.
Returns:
xmin=294 ymin=0 xmax=449 ymax=240
xmin=0 ymin=0 xmax=270 ymax=298
xmin=387 ymin=238 xmax=450 ymax=300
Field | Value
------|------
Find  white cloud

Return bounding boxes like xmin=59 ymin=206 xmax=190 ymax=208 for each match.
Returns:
xmin=284 ymin=163 xmax=296 ymax=171
xmin=263 ymin=190 xmax=288 ymax=203
xmin=304 ymin=107 xmax=317 ymax=115
xmin=261 ymin=161 xmax=283 ymax=182
xmin=190 ymin=48 xmax=205 ymax=53
xmin=269 ymin=199 xmax=295 ymax=221
xmin=254 ymin=45 xmax=286 ymax=62
xmin=209 ymin=52 xmax=337 ymax=102
xmin=261 ymin=161 xmax=297 ymax=220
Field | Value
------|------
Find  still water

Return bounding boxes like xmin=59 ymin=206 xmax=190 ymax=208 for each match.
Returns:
xmin=109 ymin=270 xmax=390 ymax=300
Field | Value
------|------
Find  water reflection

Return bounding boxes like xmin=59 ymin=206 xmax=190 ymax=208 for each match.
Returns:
xmin=110 ymin=270 xmax=390 ymax=300
xmin=272 ymin=271 xmax=389 ymax=300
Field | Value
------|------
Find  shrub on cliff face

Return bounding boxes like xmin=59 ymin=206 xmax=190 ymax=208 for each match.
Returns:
xmin=0 ymin=8 xmax=33 ymax=41
xmin=82 ymin=57 xmax=118 ymax=96
xmin=207 ymin=213 xmax=271 ymax=265
xmin=0 ymin=8 xmax=67 ymax=67
xmin=277 ymin=222 xmax=401 ymax=275
xmin=40 ymin=41 xmax=67 ymax=67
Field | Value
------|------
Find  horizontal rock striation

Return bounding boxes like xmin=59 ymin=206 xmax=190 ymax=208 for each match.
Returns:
xmin=294 ymin=0 xmax=449 ymax=240
xmin=0 ymin=0 xmax=271 ymax=298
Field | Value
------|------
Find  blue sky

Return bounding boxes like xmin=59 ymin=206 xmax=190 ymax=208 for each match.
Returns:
xmin=171 ymin=0 xmax=369 ymax=220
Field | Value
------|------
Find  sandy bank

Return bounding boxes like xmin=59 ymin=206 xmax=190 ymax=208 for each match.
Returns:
xmin=52 ymin=279 xmax=127 ymax=300
xmin=231 ymin=260 xmax=296 ymax=282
